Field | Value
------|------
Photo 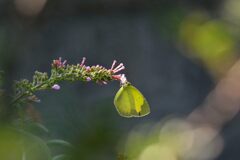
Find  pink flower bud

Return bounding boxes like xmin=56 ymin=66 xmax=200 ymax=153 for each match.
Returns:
xmin=52 ymin=84 xmax=60 ymax=90
xmin=85 ymin=66 xmax=91 ymax=71
xmin=111 ymin=60 xmax=117 ymax=70
xmin=86 ymin=77 xmax=91 ymax=81
xmin=112 ymin=74 xmax=121 ymax=80
xmin=80 ymin=57 xmax=86 ymax=66
xmin=109 ymin=61 xmax=125 ymax=74
xmin=52 ymin=57 xmax=67 ymax=68
xmin=102 ymin=81 xmax=107 ymax=85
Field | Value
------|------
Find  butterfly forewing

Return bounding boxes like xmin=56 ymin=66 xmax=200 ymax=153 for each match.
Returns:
xmin=114 ymin=86 xmax=132 ymax=117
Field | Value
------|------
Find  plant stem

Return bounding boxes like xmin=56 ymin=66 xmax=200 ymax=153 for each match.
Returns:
xmin=11 ymin=81 xmax=49 ymax=105
xmin=11 ymin=92 xmax=28 ymax=106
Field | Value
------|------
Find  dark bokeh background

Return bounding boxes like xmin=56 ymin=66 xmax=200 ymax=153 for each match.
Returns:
xmin=0 ymin=0 xmax=239 ymax=159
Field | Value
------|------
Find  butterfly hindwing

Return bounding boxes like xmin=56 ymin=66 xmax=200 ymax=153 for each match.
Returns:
xmin=114 ymin=84 xmax=150 ymax=117
xmin=126 ymin=85 xmax=150 ymax=117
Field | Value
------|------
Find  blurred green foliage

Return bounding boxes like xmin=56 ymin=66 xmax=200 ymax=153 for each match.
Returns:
xmin=179 ymin=12 xmax=237 ymax=77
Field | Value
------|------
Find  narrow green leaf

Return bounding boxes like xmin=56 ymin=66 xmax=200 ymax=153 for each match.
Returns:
xmin=47 ymin=139 xmax=73 ymax=148
xmin=22 ymin=152 xmax=26 ymax=160
xmin=17 ymin=129 xmax=52 ymax=160
xmin=29 ymin=122 xmax=49 ymax=133
xmin=52 ymin=154 xmax=68 ymax=160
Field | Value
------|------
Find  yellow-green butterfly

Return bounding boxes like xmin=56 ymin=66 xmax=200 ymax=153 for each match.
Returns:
xmin=114 ymin=83 xmax=150 ymax=117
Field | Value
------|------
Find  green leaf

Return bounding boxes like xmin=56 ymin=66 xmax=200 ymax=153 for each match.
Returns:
xmin=18 ymin=129 xmax=52 ymax=160
xmin=22 ymin=152 xmax=26 ymax=160
xmin=47 ymin=139 xmax=73 ymax=148
xmin=52 ymin=154 xmax=68 ymax=160
xmin=29 ymin=122 xmax=49 ymax=133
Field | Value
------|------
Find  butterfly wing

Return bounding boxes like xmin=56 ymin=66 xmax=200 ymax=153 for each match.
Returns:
xmin=114 ymin=86 xmax=132 ymax=117
xmin=125 ymin=85 xmax=150 ymax=117
xmin=114 ymin=84 xmax=150 ymax=117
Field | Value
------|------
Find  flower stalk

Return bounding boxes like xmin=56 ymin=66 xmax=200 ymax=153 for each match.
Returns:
xmin=12 ymin=57 xmax=127 ymax=105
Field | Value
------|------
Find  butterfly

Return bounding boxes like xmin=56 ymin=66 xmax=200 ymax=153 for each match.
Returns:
xmin=114 ymin=83 xmax=150 ymax=117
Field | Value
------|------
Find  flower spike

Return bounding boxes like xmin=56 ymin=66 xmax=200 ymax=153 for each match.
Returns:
xmin=13 ymin=57 xmax=130 ymax=106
